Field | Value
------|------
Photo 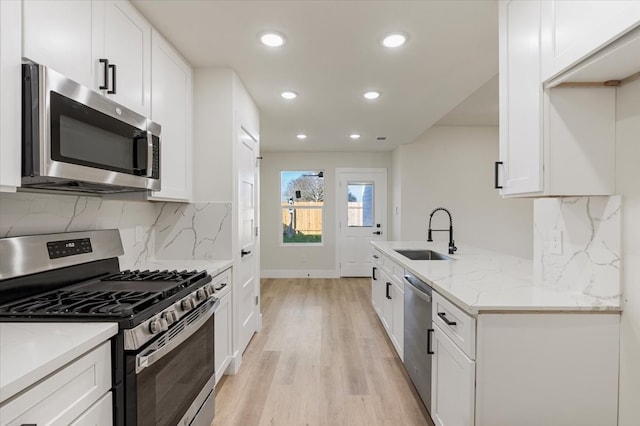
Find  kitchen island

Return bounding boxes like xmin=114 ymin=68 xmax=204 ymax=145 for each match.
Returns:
xmin=372 ymin=241 xmax=620 ymax=426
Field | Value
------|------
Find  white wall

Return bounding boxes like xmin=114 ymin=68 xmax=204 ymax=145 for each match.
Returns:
xmin=616 ymin=78 xmax=640 ymax=426
xmin=260 ymin=151 xmax=391 ymax=277
xmin=393 ymin=126 xmax=533 ymax=259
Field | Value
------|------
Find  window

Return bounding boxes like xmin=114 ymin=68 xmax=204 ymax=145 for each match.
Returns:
xmin=347 ymin=183 xmax=374 ymax=227
xmin=281 ymin=170 xmax=324 ymax=244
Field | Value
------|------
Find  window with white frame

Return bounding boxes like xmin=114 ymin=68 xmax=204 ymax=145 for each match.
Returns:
xmin=281 ymin=170 xmax=324 ymax=244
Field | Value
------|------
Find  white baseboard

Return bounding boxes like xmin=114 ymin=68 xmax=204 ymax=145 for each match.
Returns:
xmin=260 ymin=269 xmax=339 ymax=278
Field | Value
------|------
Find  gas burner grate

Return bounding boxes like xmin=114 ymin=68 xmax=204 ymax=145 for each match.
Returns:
xmin=0 ymin=289 xmax=161 ymax=318
xmin=103 ymin=269 xmax=207 ymax=284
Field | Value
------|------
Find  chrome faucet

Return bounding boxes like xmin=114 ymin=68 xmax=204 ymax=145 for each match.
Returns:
xmin=427 ymin=207 xmax=457 ymax=255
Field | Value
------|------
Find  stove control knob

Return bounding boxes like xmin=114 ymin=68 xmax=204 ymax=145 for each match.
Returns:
xmin=162 ymin=309 xmax=178 ymax=325
xmin=205 ymin=284 xmax=215 ymax=297
xmin=149 ymin=318 xmax=168 ymax=334
xmin=181 ymin=297 xmax=195 ymax=311
xmin=196 ymin=288 xmax=207 ymax=301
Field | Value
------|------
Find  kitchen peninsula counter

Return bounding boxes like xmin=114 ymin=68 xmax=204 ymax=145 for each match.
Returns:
xmin=372 ymin=241 xmax=621 ymax=315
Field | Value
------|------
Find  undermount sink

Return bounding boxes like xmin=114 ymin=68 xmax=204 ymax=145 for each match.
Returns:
xmin=394 ymin=249 xmax=453 ymax=261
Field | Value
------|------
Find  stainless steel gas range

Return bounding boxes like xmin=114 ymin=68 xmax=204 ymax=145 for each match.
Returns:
xmin=0 ymin=230 xmax=219 ymax=426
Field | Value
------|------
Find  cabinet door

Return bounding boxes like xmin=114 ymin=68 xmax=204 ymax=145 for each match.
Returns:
xmin=214 ymin=291 xmax=232 ymax=385
xmin=149 ymin=30 xmax=192 ymax=201
xmin=0 ymin=0 xmax=22 ymax=191
xmin=374 ymin=269 xmax=386 ymax=320
xmin=431 ymin=325 xmax=475 ymax=426
xmin=97 ymin=0 xmax=151 ymax=116
xmin=380 ymin=273 xmax=393 ymax=334
xmin=22 ymin=0 xmax=94 ymax=88
xmin=391 ymin=281 xmax=404 ymax=360
xmin=541 ymin=0 xmax=640 ymax=81
xmin=498 ymin=0 xmax=543 ymax=195
xmin=371 ymin=266 xmax=381 ymax=315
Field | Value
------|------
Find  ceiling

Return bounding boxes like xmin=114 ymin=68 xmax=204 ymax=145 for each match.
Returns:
xmin=132 ymin=0 xmax=499 ymax=152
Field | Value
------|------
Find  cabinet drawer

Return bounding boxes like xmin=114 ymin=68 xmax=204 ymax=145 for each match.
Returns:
xmin=0 ymin=341 xmax=111 ymax=426
xmin=69 ymin=392 xmax=113 ymax=425
xmin=382 ymin=256 xmax=405 ymax=285
xmin=212 ymin=268 xmax=232 ymax=295
xmin=372 ymin=248 xmax=382 ymax=266
xmin=433 ymin=292 xmax=476 ymax=359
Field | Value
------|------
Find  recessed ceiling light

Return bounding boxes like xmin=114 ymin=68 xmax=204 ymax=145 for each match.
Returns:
xmin=381 ymin=33 xmax=407 ymax=48
xmin=296 ymin=133 xmax=307 ymax=140
xmin=281 ymin=91 xmax=297 ymax=99
xmin=349 ymin=133 xmax=361 ymax=140
xmin=363 ymin=91 xmax=381 ymax=100
xmin=259 ymin=31 xmax=286 ymax=47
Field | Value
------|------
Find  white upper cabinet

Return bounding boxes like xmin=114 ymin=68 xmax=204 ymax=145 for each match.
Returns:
xmin=22 ymin=0 xmax=94 ymax=88
xmin=498 ymin=0 xmax=616 ymax=197
xmin=0 ymin=0 xmax=22 ymax=191
xmin=22 ymin=0 xmax=151 ymax=117
xmin=541 ymin=0 xmax=640 ymax=81
xmin=94 ymin=0 xmax=151 ymax=117
xmin=149 ymin=29 xmax=192 ymax=202
xmin=498 ymin=0 xmax=543 ymax=195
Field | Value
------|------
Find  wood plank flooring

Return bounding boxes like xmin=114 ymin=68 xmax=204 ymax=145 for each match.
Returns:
xmin=212 ymin=278 xmax=434 ymax=426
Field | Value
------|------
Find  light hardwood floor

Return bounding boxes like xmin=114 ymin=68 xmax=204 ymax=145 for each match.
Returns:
xmin=212 ymin=278 xmax=434 ymax=426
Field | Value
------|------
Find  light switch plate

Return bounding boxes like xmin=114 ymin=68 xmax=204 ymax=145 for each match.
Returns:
xmin=550 ymin=229 xmax=562 ymax=255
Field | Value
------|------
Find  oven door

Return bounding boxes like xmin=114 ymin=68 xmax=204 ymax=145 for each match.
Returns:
xmin=128 ymin=300 xmax=216 ymax=426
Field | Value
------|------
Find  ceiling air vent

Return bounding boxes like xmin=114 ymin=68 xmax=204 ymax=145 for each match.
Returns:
xmin=377 ymin=137 xmax=387 ymax=141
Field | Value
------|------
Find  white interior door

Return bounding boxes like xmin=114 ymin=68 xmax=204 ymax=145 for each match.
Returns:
xmin=238 ymin=127 xmax=259 ymax=354
xmin=337 ymin=168 xmax=387 ymax=277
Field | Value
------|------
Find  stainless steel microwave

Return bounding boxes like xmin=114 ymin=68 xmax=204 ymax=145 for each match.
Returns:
xmin=22 ymin=63 xmax=161 ymax=194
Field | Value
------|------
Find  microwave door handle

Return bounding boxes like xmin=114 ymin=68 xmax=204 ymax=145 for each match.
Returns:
xmin=132 ymin=135 xmax=147 ymax=175
xmin=147 ymin=132 xmax=153 ymax=177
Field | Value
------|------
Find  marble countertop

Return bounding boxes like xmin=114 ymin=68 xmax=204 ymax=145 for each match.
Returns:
xmin=372 ymin=241 xmax=622 ymax=315
xmin=0 ymin=322 xmax=118 ymax=403
xmin=136 ymin=258 xmax=233 ymax=277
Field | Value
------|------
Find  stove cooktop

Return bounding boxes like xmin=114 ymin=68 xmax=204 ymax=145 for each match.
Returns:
xmin=0 ymin=269 xmax=211 ymax=327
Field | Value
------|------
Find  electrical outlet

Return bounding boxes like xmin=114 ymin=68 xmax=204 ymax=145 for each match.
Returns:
xmin=550 ymin=229 xmax=562 ymax=255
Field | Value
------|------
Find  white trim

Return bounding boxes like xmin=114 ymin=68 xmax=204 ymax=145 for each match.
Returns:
xmin=261 ymin=269 xmax=339 ymax=279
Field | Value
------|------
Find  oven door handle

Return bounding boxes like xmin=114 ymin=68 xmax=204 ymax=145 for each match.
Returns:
xmin=136 ymin=299 xmax=217 ymax=374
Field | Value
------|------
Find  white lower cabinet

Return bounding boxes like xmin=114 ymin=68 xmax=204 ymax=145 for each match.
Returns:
xmin=431 ymin=324 xmax=475 ymax=426
xmin=215 ymin=289 xmax=232 ymax=385
xmin=372 ymin=250 xmax=404 ymax=360
xmin=390 ymin=281 xmax=404 ymax=359
xmin=380 ymin=270 xmax=393 ymax=334
xmin=69 ymin=392 xmax=113 ymax=425
xmin=0 ymin=341 xmax=112 ymax=425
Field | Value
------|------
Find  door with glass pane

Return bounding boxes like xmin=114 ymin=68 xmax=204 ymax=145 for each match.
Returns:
xmin=337 ymin=169 xmax=387 ymax=277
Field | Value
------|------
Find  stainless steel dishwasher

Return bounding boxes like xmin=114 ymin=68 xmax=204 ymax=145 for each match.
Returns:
xmin=403 ymin=271 xmax=433 ymax=413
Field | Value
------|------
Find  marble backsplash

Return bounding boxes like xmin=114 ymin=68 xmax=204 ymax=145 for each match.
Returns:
xmin=533 ymin=196 xmax=621 ymax=304
xmin=0 ymin=192 xmax=231 ymax=269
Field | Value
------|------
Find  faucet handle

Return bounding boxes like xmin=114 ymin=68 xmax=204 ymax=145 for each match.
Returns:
xmin=449 ymin=241 xmax=458 ymax=254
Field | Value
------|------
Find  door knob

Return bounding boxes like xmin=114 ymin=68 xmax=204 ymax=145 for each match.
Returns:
xmin=241 ymin=249 xmax=252 ymax=257
xmin=373 ymin=231 xmax=382 ymax=235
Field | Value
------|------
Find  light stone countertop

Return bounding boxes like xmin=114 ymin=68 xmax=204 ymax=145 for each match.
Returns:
xmin=372 ymin=241 xmax=622 ymax=315
xmin=0 ymin=322 xmax=118 ymax=403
